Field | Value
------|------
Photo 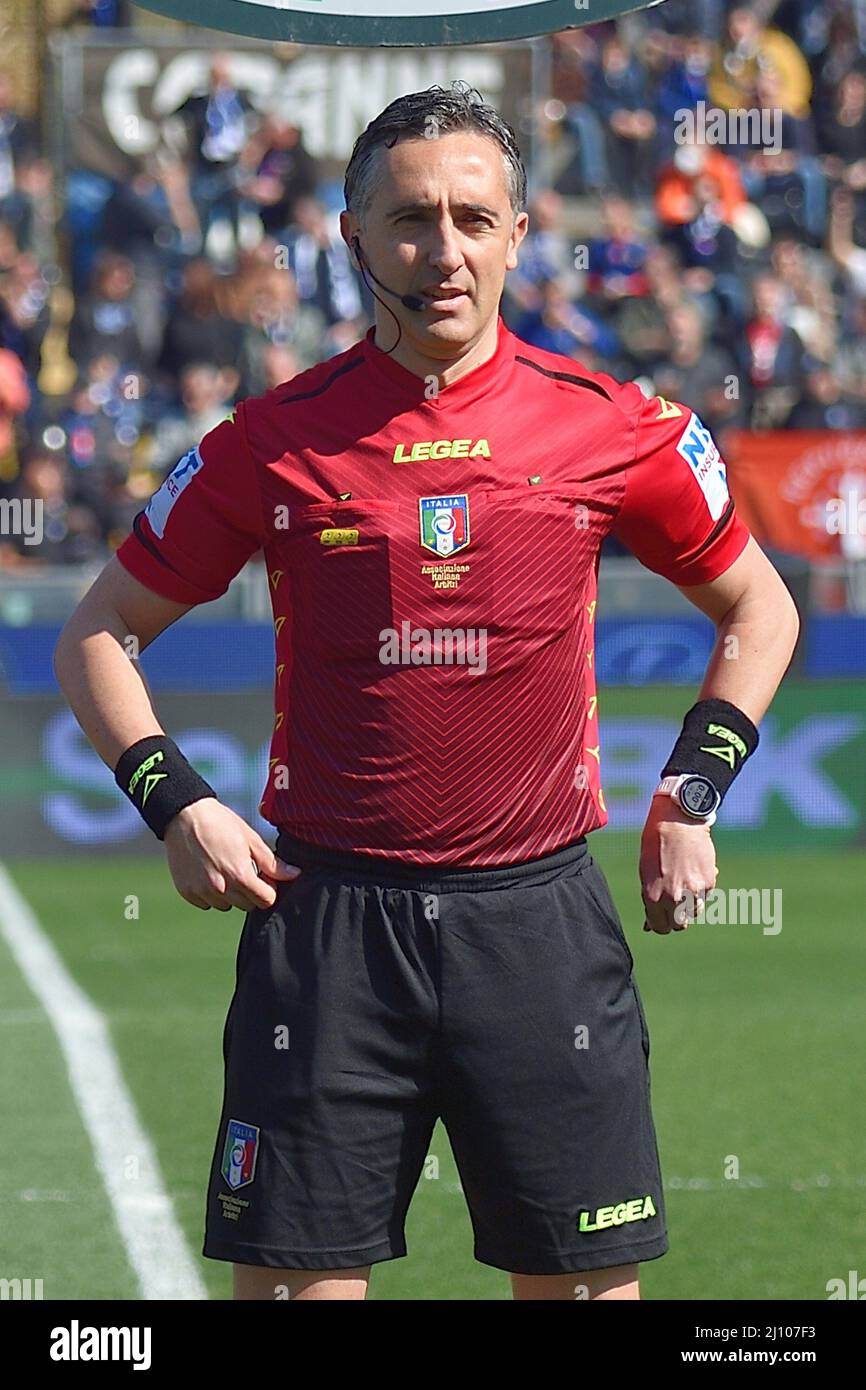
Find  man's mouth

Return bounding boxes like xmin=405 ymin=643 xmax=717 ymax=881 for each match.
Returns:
xmin=421 ymin=287 xmax=468 ymax=305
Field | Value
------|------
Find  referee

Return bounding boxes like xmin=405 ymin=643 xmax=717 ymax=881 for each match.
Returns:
xmin=54 ymin=83 xmax=799 ymax=1301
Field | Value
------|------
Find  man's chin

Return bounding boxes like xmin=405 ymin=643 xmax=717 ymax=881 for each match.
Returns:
xmin=413 ymin=305 xmax=480 ymax=345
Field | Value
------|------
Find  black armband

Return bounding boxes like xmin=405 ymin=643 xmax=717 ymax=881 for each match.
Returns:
xmin=661 ymin=698 xmax=759 ymax=803
xmin=115 ymin=735 xmax=216 ymax=840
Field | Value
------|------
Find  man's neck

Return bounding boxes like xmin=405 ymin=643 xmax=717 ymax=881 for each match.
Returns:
xmin=372 ymin=313 xmax=500 ymax=388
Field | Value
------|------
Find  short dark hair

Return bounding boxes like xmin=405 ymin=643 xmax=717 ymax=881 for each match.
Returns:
xmin=343 ymin=80 xmax=527 ymax=226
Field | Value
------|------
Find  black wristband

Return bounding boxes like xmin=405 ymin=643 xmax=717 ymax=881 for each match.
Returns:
xmin=115 ymin=735 xmax=216 ymax=840
xmin=661 ymin=698 xmax=759 ymax=803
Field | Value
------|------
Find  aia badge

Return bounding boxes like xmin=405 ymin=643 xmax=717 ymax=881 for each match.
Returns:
xmin=419 ymin=495 xmax=470 ymax=557
xmin=221 ymin=1119 xmax=259 ymax=1190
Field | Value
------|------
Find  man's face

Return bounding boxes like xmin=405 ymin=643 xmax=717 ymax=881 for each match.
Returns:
xmin=182 ymin=367 xmax=220 ymax=412
xmin=341 ymin=130 xmax=528 ymax=358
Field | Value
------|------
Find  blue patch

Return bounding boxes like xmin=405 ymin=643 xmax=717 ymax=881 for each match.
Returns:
xmin=419 ymin=494 xmax=470 ymax=556
xmin=220 ymin=1119 xmax=259 ymax=1191
xmin=145 ymin=447 xmax=204 ymax=538
xmin=675 ymin=415 xmax=730 ymax=520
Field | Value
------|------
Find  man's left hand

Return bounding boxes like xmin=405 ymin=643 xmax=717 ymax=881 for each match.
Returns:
xmin=639 ymin=796 xmax=718 ymax=935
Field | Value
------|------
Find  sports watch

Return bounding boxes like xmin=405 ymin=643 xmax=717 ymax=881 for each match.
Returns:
xmin=652 ymin=774 xmax=720 ymax=825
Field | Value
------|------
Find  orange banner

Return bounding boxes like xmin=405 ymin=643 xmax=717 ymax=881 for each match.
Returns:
xmin=725 ymin=430 xmax=866 ymax=560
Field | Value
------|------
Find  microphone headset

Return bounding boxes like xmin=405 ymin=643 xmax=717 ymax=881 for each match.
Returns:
xmin=351 ymin=234 xmax=425 ymax=355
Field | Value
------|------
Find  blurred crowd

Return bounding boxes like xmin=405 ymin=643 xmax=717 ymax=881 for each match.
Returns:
xmin=1 ymin=0 xmax=866 ymax=568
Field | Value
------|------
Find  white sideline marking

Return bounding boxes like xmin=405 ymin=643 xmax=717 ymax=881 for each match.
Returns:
xmin=0 ymin=865 xmax=207 ymax=1300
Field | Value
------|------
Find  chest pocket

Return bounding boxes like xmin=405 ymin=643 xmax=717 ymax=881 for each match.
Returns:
xmin=288 ymin=499 xmax=398 ymax=660
xmin=482 ymin=487 xmax=592 ymax=640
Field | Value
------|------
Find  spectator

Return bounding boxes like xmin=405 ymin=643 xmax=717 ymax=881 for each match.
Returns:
xmin=67 ymin=251 xmax=143 ymax=373
xmin=709 ymin=7 xmax=813 ymax=120
xmin=0 ymin=343 xmax=29 ymax=483
xmin=61 ymin=355 xmax=145 ymax=513
xmin=7 ymin=155 xmax=57 ymax=265
xmin=555 ymin=31 xmax=608 ymax=195
xmin=176 ymin=53 xmax=256 ymax=261
xmin=811 ymin=7 xmax=866 ymax=112
xmin=502 ymin=189 xmax=572 ymax=315
xmin=741 ymin=273 xmax=806 ymax=427
xmin=586 ymin=194 xmax=650 ymax=301
xmin=277 ymin=196 xmax=363 ymax=328
xmin=8 ymin=448 xmax=103 ymax=565
xmin=238 ymin=116 xmax=319 ymax=238
xmin=261 ymin=342 xmax=301 ymax=392
xmin=643 ymin=243 xmax=688 ymax=315
xmin=835 ymin=294 xmax=866 ymax=406
xmin=816 ymin=64 xmax=866 ymax=175
xmin=235 ymin=260 xmax=329 ymax=391
xmin=828 ymin=186 xmax=866 ymax=297
xmin=656 ymin=139 xmax=755 ymax=323
xmin=652 ymin=301 xmax=744 ymax=432
xmin=654 ymin=34 xmax=712 ymax=158
xmin=644 ymin=0 xmax=725 ymax=42
xmin=736 ymin=65 xmax=827 ymax=244
xmin=656 ymin=140 xmax=746 ymax=229
xmin=817 ymin=64 xmax=866 ymax=243
xmin=157 ymin=258 xmax=245 ymax=382
xmin=611 ymin=246 xmax=678 ymax=369
xmin=0 ymin=242 xmax=51 ymax=387
xmin=62 ymin=369 xmax=130 ymax=480
xmin=99 ymin=154 xmax=200 ymax=359
xmin=0 ymin=74 xmax=37 ymax=218
xmin=147 ymin=363 xmax=237 ymax=475
xmin=789 ymin=364 xmax=866 ymax=428
xmin=589 ymin=35 xmax=657 ymax=195
xmin=513 ymin=274 xmax=620 ymax=361
xmin=770 ymin=235 xmax=837 ymax=362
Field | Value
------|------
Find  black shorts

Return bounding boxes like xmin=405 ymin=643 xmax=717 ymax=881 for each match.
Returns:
xmin=202 ymin=832 xmax=668 ymax=1276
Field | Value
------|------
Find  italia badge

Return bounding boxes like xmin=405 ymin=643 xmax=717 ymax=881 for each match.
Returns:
xmin=221 ymin=1119 xmax=259 ymax=1190
xmin=419 ymin=495 xmax=470 ymax=557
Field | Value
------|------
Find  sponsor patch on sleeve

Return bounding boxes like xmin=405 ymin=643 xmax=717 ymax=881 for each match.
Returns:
xmin=675 ymin=414 xmax=730 ymax=521
xmin=144 ymin=446 xmax=204 ymax=539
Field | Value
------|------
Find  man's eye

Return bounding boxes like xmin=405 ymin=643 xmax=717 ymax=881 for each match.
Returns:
xmin=396 ymin=214 xmax=489 ymax=226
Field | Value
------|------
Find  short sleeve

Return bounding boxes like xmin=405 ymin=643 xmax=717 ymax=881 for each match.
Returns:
xmin=115 ymin=402 xmax=264 ymax=605
xmin=610 ymin=390 xmax=751 ymax=586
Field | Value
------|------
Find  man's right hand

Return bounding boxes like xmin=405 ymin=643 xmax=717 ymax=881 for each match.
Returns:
xmin=164 ymin=800 xmax=301 ymax=912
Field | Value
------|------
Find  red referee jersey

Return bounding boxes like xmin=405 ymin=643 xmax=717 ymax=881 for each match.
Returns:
xmin=117 ymin=315 xmax=750 ymax=865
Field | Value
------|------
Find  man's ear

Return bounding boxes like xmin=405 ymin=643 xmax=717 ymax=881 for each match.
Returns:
xmin=340 ymin=211 xmax=362 ymax=268
xmin=505 ymin=210 xmax=530 ymax=272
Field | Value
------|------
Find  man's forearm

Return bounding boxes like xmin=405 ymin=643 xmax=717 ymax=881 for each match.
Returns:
xmin=695 ymin=586 xmax=800 ymax=725
xmin=53 ymin=609 xmax=165 ymax=770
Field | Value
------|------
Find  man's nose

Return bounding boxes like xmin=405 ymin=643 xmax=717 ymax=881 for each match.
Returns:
xmin=427 ymin=221 xmax=464 ymax=271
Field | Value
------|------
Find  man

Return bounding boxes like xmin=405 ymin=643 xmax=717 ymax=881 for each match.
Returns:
xmin=54 ymin=83 xmax=800 ymax=1301
xmin=177 ymin=53 xmax=254 ymax=258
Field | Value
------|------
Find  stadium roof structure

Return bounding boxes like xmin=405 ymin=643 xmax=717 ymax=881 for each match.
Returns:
xmin=134 ymin=0 xmax=667 ymax=48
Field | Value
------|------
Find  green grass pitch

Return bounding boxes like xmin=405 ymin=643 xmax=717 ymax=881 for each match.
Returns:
xmin=2 ymin=839 xmax=863 ymax=1300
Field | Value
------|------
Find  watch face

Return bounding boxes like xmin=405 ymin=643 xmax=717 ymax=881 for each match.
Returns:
xmin=680 ymin=777 xmax=719 ymax=817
